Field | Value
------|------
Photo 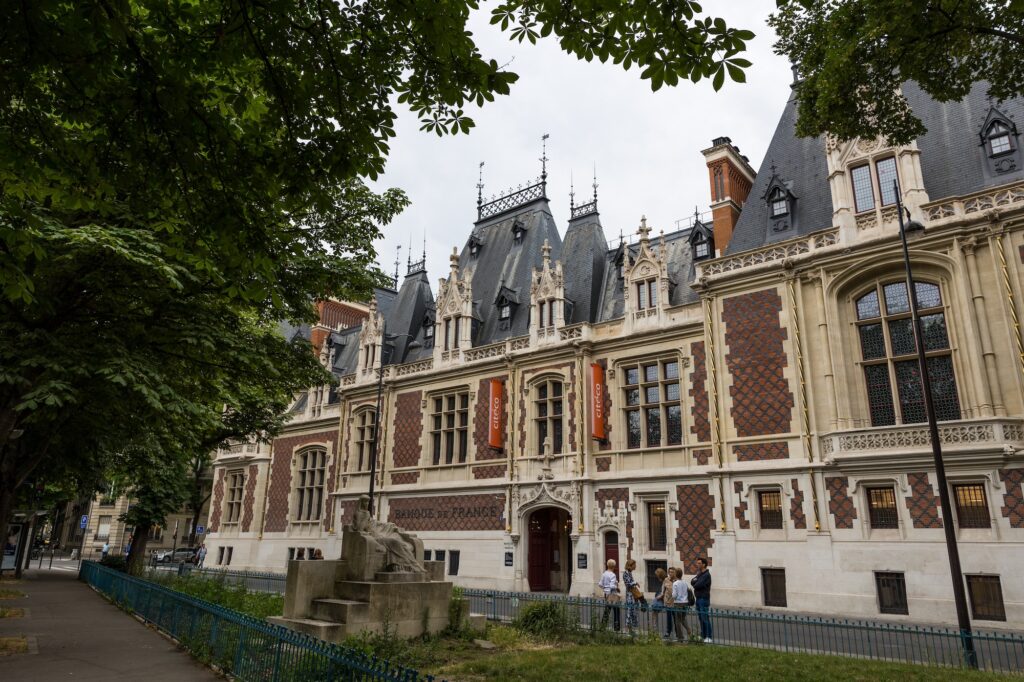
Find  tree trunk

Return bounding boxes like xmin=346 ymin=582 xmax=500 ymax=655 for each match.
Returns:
xmin=0 ymin=482 xmax=16 ymax=558
xmin=125 ymin=524 xmax=152 ymax=576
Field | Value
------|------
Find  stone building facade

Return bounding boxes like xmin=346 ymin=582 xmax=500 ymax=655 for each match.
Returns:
xmin=208 ymin=81 xmax=1024 ymax=629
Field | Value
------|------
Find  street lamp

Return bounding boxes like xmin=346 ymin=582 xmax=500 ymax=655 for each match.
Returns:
xmin=367 ymin=325 xmax=416 ymax=515
xmin=894 ymin=183 xmax=976 ymax=668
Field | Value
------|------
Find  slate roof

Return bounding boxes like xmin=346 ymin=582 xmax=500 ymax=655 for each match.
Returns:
xmin=728 ymin=80 xmax=1024 ymax=255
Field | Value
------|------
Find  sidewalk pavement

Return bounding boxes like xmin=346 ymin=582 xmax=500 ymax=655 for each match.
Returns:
xmin=0 ymin=568 xmax=218 ymax=681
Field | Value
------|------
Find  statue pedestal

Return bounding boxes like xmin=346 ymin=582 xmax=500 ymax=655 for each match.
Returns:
xmin=269 ymin=529 xmax=480 ymax=643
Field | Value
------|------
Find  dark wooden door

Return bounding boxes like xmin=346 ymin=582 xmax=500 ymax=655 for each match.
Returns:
xmin=604 ymin=530 xmax=619 ymax=576
xmin=528 ymin=509 xmax=552 ymax=591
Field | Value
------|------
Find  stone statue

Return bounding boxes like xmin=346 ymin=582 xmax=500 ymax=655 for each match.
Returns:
xmin=350 ymin=495 xmax=423 ymax=572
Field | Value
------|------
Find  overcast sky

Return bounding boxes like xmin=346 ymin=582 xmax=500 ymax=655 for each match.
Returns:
xmin=370 ymin=3 xmax=793 ymax=285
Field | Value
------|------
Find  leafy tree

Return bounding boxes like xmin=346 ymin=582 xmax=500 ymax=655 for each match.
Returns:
xmin=0 ymin=1 xmax=752 ymax=537
xmin=771 ymin=0 xmax=1024 ymax=144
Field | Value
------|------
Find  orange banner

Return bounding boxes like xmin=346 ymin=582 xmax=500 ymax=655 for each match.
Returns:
xmin=591 ymin=363 xmax=606 ymax=441
xmin=488 ymin=378 xmax=504 ymax=449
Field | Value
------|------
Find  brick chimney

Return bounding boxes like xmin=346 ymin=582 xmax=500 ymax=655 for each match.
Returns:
xmin=701 ymin=137 xmax=756 ymax=255
xmin=310 ymin=299 xmax=370 ymax=352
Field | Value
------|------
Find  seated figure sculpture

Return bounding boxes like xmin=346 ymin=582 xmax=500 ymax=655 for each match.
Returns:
xmin=348 ymin=494 xmax=424 ymax=574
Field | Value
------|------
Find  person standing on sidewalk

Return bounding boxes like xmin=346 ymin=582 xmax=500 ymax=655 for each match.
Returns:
xmin=654 ymin=567 xmax=674 ymax=639
xmin=196 ymin=544 xmax=207 ymax=568
xmin=598 ymin=559 xmax=621 ymax=631
xmin=101 ymin=542 xmax=109 ymax=560
xmin=671 ymin=567 xmax=693 ymax=642
xmin=691 ymin=557 xmax=713 ymax=643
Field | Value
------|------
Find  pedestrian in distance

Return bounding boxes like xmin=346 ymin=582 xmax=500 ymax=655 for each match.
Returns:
xmin=101 ymin=541 xmax=110 ymax=560
xmin=295 ymin=548 xmax=306 ymax=561
xmin=598 ymin=558 xmax=621 ymax=632
xmin=622 ymin=559 xmax=643 ymax=633
xmin=672 ymin=567 xmax=694 ymax=642
xmin=691 ymin=557 xmax=713 ymax=643
xmin=312 ymin=549 xmax=324 ymax=560
xmin=196 ymin=544 xmax=207 ymax=568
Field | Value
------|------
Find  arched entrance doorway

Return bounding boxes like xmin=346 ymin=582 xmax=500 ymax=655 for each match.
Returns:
xmin=527 ymin=507 xmax=572 ymax=592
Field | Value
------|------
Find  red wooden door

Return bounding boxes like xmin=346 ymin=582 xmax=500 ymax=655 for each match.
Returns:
xmin=528 ymin=509 xmax=552 ymax=591
xmin=604 ymin=530 xmax=619 ymax=575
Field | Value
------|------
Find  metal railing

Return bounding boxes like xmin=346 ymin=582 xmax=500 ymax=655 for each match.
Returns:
xmin=80 ymin=561 xmax=441 ymax=681
xmin=462 ymin=589 xmax=1024 ymax=673
xmin=152 ymin=564 xmax=289 ymax=594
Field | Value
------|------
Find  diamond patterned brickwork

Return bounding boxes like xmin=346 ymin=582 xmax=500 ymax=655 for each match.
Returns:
xmin=392 ymin=391 xmax=423 ymax=468
xmin=790 ymin=478 xmax=807 ymax=529
xmin=693 ymin=449 xmax=711 ymax=465
xmin=474 ymin=376 xmax=507 ymax=461
xmin=675 ymin=484 xmax=715 ymax=573
xmin=1000 ymin=468 xmax=1024 ymax=528
xmin=518 ymin=362 xmax=575 ymax=455
xmin=826 ymin=476 xmax=857 ymax=529
xmin=240 ymin=464 xmax=259 ymax=532
xmin=906 ymin=472 xmax=943 ymax=529
xmin=733 ymin=481 xmax=750 ymax=529
xmin=386 ymin=493 xmax=505 ymax=532
xmin=595 ymin=456 xmax=611 ymax=472
xmin=734 ymin=442 xmax=790 ymax=462
xmin=265 ymin=430 xmax=338 ymax=532
xmin=722 ymin=289 xmax=795 ymax=437
xmin=391 ymin=471 xmax=420 ymax=485
xmin=472 ymin=464 xmax=507 ymax=479
xmin=690 ymin=341 xmax=711 ymax=443
xmin=596 ymin=487 xmax=632 ymax=556
xmin=597 ymin=359 xmax=614 ymax=451
xmin=208 ymin=469 xmax=225 ymax=532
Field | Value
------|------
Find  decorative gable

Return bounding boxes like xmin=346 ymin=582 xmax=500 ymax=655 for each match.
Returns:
xmin=979 ymin=106 xmax=1020 ymax=176
xmin=530 ymin=239 xmax=565 ymax=344
xmin=761 ymin=170 xmax=797 ymax=234
xmin=434 ymin=247 xmax=474 ymax=363
xmin=356 ymin=296 xmax=384 ymax=380
xmin=624 ymin=217 xmax=671 ymax=332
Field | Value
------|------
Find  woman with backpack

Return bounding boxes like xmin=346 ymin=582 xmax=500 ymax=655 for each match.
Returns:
xmin=671 ymin=567 xmax=694 ymax=642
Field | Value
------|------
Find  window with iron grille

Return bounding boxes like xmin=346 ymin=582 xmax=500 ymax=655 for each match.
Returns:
xmin=622 ymin=359 xmax=682 ymax=448
xmin=430 ymin=391 xmax=470 ymax=465
xmin=875 ymin=572 xmax=909 ymax=614
xmin=225 ymin=470 xmax=245 ymax=524
xmin=647 ymin=501 xmax=667 ymax=551
xmin=635 ymin=279 xmax=658 ymax=310
xmin=952 ymin=483 xmax=991 ymax=529
xmin=761 ymin=568 xmax=787 ymax=607
xmin=967 ymin=575 xmax=1006 ymax=621
xmin=294 ymin=449 xmax=326 ymax=522
xmin=354 ymin=410 xmax=377 ymax=472
xmin=646 ymin=559 xmax=668 ymax=593
xmin=867 ymin=487 xmax=899 ymax=529
xmin=855 ymin=281 xmax=960 ymax=426
xmin=534 ymin=379 xmax=565 ymax=455
xmin=758 ymin=490 xmax=783 ymax=530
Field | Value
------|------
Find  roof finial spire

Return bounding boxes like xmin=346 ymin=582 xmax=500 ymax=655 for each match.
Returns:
xmin=638 ymin=215 xmax=651 ymax=242
xmin=476 ymin=161 xmax=485 ymax=211
xmin=393 ymin=244 xmax=402 ymax=287
xmin=619 ymin=228 xmax=624 ymax=246
xmin=422 ymin=230 xmax=427 ymax=263
xmin=407 ymin=234 xmax=412 ymax=270
xmin=540 ymin=134 xmax=550 ymax=184
xmin=450 ymin=246 xmax=459 ymax=275
xmin=569 ymin=170 xmax=575 ymax=209
xmin=542 ymin=238 xmax=552 ymax=266
xmin=592 ymin=164 xmax=599 ymax=204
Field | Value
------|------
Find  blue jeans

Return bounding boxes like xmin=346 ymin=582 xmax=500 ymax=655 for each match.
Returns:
xmin=696 ymin=597 xmax=713 ymax=639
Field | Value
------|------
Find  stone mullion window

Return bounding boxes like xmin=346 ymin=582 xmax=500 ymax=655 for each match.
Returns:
xmin=533 ymin=379 xmax=564 ymax=455
xmin=634 ymin=279 xmax=658 ymax=310
xmin=622 ymin=359 xmax=682 ymax=449
xmin=430 ymin=391 xmax=470 ymax=465
xmin=294 ymin=449 xmax=326 ymax=522
xmin=855 ymin=281 xmax=960 ymax=427
xmin=225 ymin=470 xmax=245 ymax=524
xmin=354 ymin=410 xmax=377 ymax=472
xmin=851 ymin=157 xmax=899 ymax=213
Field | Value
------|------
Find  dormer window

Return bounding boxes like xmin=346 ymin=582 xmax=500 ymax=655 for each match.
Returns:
xmin=694 ymin=234 xmax=711 ymax=260
xmin=512 ymin=217 xmax=526 ymax=242
xmin=499 ymin=304 xmax=511 ymax=320
xmin=688 ymin=219 xmax=714 ymax=262
xmin=636 ymin=279 xmax=658 ymax=310
xmin=425 ymin=324 xmax=434 ymax=339
xmin=468 ymin=234 xmax=483 ymax=257
xmin=769 ymin=187 xmax=788 ymax=217
xmin=988 ymin=121 xmax=1013 ymax=156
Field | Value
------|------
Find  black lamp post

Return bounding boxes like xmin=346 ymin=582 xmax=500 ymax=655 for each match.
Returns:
xmin=894 ymin=182 xmax=976 ymax=668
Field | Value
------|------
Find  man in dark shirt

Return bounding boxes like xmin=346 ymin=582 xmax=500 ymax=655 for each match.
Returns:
xmin=690 ymin=557 xmax=713 ymax=642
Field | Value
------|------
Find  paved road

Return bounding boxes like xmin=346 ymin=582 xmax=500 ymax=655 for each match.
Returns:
xmin=0 ymin=568 xmax=218 ymax=681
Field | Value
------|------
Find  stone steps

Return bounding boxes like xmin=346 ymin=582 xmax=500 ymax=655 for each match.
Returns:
xmin=310 ymin=597 xmax=370 ymax=624
xmin=267 ymin=616 xmax=344 ymax=640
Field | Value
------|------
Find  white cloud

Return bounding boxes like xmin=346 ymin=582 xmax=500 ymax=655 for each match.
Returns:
xmin=370 ymin=5 xmax=791 ymax=286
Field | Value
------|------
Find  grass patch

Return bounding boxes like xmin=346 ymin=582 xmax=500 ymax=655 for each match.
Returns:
xmin=144 ymin=573 xmax=282 ymax=619
xmin=438 ymin=642 xmax=1011 ymax=681
xmin=0 ymin=636 xmax=28 ymax=656
xmin=0 ymin=606 xmax=25 ymax=618
xmin=0 ymin=588 xmax=25 ymax=599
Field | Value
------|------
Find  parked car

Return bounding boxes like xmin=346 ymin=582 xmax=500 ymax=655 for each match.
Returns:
xmin=156 ymin=547 xmax=198 ymax=564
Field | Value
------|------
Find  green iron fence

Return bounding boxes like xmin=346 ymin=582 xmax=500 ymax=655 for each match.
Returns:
xmin=80 ymin=561 xmax=441 ymax=681
xmin=150 ymin=564 xmax=288 ymax=593
xmin=463 ymin=588 xmax=1024 ymax=674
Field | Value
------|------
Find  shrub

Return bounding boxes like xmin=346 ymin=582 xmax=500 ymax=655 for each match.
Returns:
xmin=99 ymin=555 xmax=127 ymax=572
xmin=486 ymin=625 xmax=523 ymax=649
xmin=513 ymin=601 xmax=576 ymax=640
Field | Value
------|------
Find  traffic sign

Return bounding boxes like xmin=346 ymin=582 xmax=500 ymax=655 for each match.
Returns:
xmin=79 ymin=515 xmax=88 ymax=529
xmin=196 ymin=525 xmax=205 ymax=535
